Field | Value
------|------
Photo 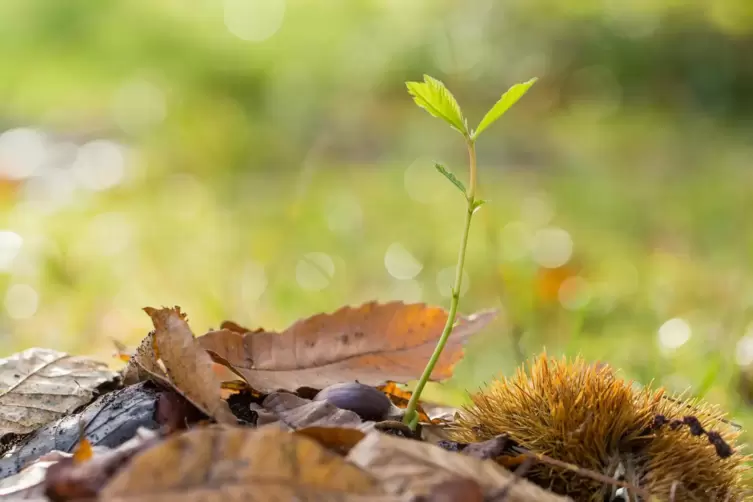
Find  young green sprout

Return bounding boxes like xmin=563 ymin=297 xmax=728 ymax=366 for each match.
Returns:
xmin=402 ymin=75 xmax=537 ymax=429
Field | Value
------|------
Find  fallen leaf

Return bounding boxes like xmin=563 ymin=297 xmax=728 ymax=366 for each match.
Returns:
xmin=347 ymin=431 xmax=570 ymax=501
xmin=44 ymin=428 xmax=159 ymax=502
xmin=256 ymin=392 xmax=373 ymax=431
xmin=0 ymin=452 xmax=70 ymax=499
xmin=0 ymin=348 xmax=118 ymax=436
xmin=143 ymin=306 xmax=237 ymax=425
xmin=121 ymin=332 xmax=169 ymax=387
xmin=295 ymin=426 xmax=366 ymax=455
xmin=100 ymin=425 xmax=402 ymax=501
xmin=198 ymin=301 xmax=497 ymax=392
xmin=219 ymin=320 xmax=255 ymax=334
xmin=0 ymin=382 xmax=169 ymax=479
xmin=377 ymin=382 xmax=431 ymax=423
xmin=420 ymin=478 xmax=484 ymax=502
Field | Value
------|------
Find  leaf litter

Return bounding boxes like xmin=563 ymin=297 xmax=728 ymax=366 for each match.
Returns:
xmin=197 ymin=301 xmax=497 ymax=392
xmin=0 ymin=301 xmax=683 ymax=501
xmin=0 ymin=348 xmax=118 ymax=436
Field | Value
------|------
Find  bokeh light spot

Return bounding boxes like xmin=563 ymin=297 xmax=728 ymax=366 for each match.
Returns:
xmin=558 ymin=276 xmax=591 ymax=311
xmin=5 ymin=284 xmax=38 ymax=320
xmin=223 ymin=0 xmax=286 ymax=42
xmin=498 ymin=221 xmax=532 ymax=262
xmin=437 ymin=266 xmax=469 ymax=298
xmin=736 ymin=323 xmax=753 ymax=366
xmin=0 ymin=231 xmax=23 ymax=272
xmin=521 ymin=195 xmax=555 ymax=227
xmin=658 ymin=317 xmax=691 ymax=350
xmin=0 ymin=128 xmax=46 ymax=180
xmin=384 ymin=242 xmax=423 ymax=280
xmin=71 ymin=140 xmax=126 ymax=191
xmin=531 ymin=227 xmax=573 ymax=268
xmin=296 ymin=252 xmax=335 ymax=291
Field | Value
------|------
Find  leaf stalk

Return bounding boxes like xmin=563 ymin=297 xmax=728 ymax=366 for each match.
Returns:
xmin=403 ymin=139 xmax=477 ymax=428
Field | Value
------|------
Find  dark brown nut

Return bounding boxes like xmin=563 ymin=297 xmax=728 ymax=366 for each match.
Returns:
xmin=313 ymin=382 xmax=397 ymax=422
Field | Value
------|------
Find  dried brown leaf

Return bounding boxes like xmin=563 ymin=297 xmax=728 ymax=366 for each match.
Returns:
xmin=100 ymin=425 xmax=402 ymax=501
xmin=255 ymin=392 xmax=373 ymax=431
xmin=143 ymin=307 xmax=236 ymax=425
xmin=295 ymin=426 xmax=366 ymax=455
xmin=0 ymin=348 xmax=118 ymax=436
xmin=347 ymin=431 xmax=571 ymax=501
xmin=44 ymin=428 xmax=159 ymax=501
xmin=197 ymin=301 xmax=496 ymax=392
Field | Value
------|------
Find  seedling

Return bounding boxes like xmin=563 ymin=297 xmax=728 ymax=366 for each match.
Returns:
xmin=402 ymin=75 xmax=537 ymax=428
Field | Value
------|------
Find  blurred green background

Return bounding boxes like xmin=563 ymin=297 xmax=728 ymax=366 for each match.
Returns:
xmin=2 ymin=0 xmax=753 ymax=434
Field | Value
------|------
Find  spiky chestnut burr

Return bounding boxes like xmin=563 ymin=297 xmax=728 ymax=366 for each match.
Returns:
xmin=448 ymin=354 xmax=750 ymax=501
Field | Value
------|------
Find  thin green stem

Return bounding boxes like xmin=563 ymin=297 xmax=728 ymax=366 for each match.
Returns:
xmin=403 ymin=139 xmax=478 ymax=429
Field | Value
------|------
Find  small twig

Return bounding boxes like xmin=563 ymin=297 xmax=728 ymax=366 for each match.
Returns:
xmin=519 ymin=451 xmax=653 ymax=500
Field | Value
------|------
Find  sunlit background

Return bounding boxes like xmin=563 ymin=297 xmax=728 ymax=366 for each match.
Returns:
xmin=2 ymin=0 xmax=753 ymax=434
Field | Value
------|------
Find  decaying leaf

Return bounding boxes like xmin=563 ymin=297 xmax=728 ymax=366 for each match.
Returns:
xmin=44 ymin=428 xmax=159 ymax=502
xmin=347 ymin=431 xmax=571 ymax=501
xmin=0 ymin=348 xmax=118 ymax=436
xmin=142 ymin=307 xmax=237 ymax=425
xmin=254 ymin=392 xmax=373 ymax=431
xmin=198 ymin=301 xmax=497 ymax=392
xmin=0 ymin=382 xmax=164 ymax=479
xmin=121 ymin=332 xmax=169 ymax=387
xmin=100 ymin=425 xmax=401 ymax=501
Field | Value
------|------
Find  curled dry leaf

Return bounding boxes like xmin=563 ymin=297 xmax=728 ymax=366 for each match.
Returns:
xmin=100 ymin=425 xmax=403 ymax=502
xmin=347 ymin=431 xmax=571 ymax=502
xmin=142 ymin=307 xmax=236 ymax=425
xmin=0 ymin=348 xmax=118 ymax=436
xmin=198 ymin=301 xmax=497 ymax=392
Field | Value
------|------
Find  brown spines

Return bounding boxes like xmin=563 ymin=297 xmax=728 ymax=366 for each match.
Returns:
xmin=449 ymin=354 xmax=750 ymax=501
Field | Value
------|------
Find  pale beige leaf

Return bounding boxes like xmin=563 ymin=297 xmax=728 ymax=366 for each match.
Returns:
xmin=143 ymin=307 xmax=236 ymax=425
xmin=101 ymin=425 xmax=403 ymax=502
xmin=0 ymin=348 xmax=118 ymax=435
xmin=197 ymin=301 xmax=497 ymax=392
xmin=347 ymin=431 xmax=571 ymax=501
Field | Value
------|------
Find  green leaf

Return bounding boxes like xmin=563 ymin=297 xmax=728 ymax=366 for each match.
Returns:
xmin=434 ymin=163 xmax=466 ymax=196
xmin=471 ymin=198 xmax=487 ymax=213
xmin=406 ymin=75 xmax=467 ymax=135
xmin=472 ymin=77 xmax=538 ymax=140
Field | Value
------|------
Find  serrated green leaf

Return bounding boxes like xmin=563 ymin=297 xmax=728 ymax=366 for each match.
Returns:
xmin=434 ymin=163 xmax=466 ymax=196
xmin=472 ymin=77 xmax=538 ymax=140
xmin=406 ymin=75 xmax=467 ymax=135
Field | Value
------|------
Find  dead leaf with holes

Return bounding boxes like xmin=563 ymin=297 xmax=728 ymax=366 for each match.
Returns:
xmin=139 ymin=307 xmax=237 ymax=425
xmin=100 ymin=425 xmax=405 ymax=502
xmin=347 ymin=431 xmax=571 ymax=502
xmin=0 ymin=348 xmax=118 ymax=436
xmin=197 ymin=301 xmax=497 ymax=393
